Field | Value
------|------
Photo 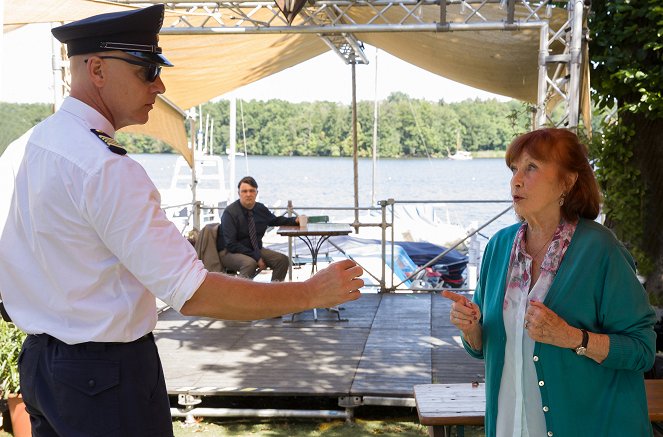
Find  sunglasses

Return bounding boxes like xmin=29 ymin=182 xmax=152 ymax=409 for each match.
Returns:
xmin=84 ymin=56 xmax=162 ymax=82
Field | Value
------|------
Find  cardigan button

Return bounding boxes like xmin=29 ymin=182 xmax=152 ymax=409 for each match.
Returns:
xmin=543 ymin=406 xmax=549 ymax=412
xmin=538 ymin=380 xmax=544 ymax=386
xmin=547 ymin=432 xmax=553 ymax=436
xmin=533 ymin=355 xmax=539 ymax=362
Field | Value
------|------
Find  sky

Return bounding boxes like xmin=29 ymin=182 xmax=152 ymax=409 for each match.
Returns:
xmin=1 ymin=23 xmax=511 ymax=105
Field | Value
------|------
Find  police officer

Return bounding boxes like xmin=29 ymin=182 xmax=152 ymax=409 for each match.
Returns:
xmin=0 ymin=5 xmax=362 ymax=436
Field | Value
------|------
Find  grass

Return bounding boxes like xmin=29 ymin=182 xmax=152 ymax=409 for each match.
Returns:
xmin=172 ymin=417 xmax=486 ymax=436
xmin=2 ymin=407 xmax=486 ymax=436
xmin=173 ymin=417 xmax=429 ymax=436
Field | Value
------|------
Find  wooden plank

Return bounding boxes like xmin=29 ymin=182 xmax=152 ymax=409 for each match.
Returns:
xmin=155 ymin=293 xmax=489 ymax=400
xmin=351 ymin=294 xmax=432 ymax=396
xmin=156 ymin=295 xmax=377 ymax=395
xmin=414 ymin=383 xmax=485 ymax=426
xmin=431 ymin=293 xmax=485 ymax=384
xmin=415 ymin=380 xmax=663 ymax=429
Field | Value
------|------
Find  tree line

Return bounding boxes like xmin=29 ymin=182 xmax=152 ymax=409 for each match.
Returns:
xmin=0 ymin=94 xmax=531 ymax=158
xmin=189 ymin=93 xmax=529 ymax=158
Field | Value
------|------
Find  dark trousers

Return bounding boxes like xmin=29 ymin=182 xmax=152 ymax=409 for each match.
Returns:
xmin=19 ymin=332 xmax=173 ymax=437
xmin=221 ymin=248 xmax=290 ymax=281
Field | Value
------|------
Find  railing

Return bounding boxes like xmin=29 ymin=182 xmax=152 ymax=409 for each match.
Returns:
xmin=285 ymin=199 xmax=512 ymax=293
xmin=163 ymin=197 xmax=513 ymax=293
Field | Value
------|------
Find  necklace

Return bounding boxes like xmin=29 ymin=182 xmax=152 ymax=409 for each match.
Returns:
xmin=529 ymin=231 xmax=555 ymax=261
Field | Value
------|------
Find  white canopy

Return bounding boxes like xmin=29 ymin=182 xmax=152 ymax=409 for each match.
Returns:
xmin=4 ymin=0 xmax=583 ymax=163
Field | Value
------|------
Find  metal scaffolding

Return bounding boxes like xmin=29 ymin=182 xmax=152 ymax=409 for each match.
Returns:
xmin=113 ymin=0 xmax=588 ymax=129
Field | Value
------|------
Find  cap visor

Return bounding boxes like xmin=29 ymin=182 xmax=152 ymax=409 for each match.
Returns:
xmin=125 ymin=51 xmax=173 ymax=67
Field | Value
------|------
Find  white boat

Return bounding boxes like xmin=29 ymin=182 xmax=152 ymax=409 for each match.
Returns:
xmin=160 ymin=154 xmax=229 ymax=233
xmin=448 ymin=149 xmax=473 ymax=160
xmin=448 ymin=129 xmax=473 ymax=160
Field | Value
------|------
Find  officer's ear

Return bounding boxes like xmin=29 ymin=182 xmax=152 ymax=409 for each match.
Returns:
xmin=85 ymin=56 xmax=106 ymax=86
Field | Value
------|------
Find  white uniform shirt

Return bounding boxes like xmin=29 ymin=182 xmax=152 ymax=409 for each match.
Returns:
xmin=0 ymin=97 xmax=207 ymax=344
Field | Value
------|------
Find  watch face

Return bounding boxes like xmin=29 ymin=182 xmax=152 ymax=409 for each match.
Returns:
xmin=576 ymin=346 xmax=587 ymax=356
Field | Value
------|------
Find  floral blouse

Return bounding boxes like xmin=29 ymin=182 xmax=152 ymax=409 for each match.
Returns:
xmin=496 ymin=218 xmax=577 ymax=437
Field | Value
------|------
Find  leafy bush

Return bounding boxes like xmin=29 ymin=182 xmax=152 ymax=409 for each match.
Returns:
xmin=0 ymin=322 xmax=26 ymax=398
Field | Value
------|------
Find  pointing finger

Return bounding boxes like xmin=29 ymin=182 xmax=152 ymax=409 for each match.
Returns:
xmin=441 ymin=290 xmax=466 ymax=303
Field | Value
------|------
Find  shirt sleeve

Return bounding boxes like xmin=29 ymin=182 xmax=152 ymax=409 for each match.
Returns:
xmin=462 ymin=237 xmax=496 ymax=359
xmin=82 ymin=157 xmax=206 ymax=312
xmin=267 ymin=206 xmax=297 ymax=226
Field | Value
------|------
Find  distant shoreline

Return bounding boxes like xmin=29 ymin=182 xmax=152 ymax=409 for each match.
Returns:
xmin=473 ymin=150 xmax=506 ymax=159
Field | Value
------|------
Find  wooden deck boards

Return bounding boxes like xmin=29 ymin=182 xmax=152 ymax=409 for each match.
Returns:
xmin=155 ymin=293 xmax=485 ymax=400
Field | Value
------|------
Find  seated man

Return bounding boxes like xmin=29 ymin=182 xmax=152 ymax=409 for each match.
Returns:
xmin=217 ymin=176 xmax=300 ymax=281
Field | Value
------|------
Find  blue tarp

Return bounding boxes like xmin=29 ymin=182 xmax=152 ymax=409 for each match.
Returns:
xmin=329 ymin=236 xmax=468 ymax=267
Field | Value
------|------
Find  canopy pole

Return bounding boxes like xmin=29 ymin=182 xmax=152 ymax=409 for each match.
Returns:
xmin=351 ymin=58 xmax=359 ymax=233
xmin=229 ymin=96 xmax=237 ymax=203
xmin=566 ymin=0 xmax=585 ymax=131
xmin=535 ymin=22 xmax=549 ymax=128
xmin=371 ymin=49 xmax=379 ymax=207
xmin=189 ymin=112 xmax=200 ymax=231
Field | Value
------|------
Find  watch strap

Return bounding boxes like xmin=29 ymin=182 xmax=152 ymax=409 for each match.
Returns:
xmin=574 ymin=329 xmax=589 ymax=355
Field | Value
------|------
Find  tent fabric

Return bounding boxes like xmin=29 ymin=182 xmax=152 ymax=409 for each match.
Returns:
xmin=3 ymin=0 xmax=137 ymax=31
xmin=4 ymin=1 xmax=583 ymax=152
xmin=159 ymin=32 xmax=329 ymax=111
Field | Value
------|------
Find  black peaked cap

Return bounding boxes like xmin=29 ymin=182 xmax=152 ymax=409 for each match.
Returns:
xmin=51 ymin=4 xmax=172 ymax=66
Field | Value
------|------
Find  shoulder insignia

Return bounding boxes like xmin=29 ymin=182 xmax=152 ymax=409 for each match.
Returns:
xmin=90 ymin=129 xmax=127 ymax=155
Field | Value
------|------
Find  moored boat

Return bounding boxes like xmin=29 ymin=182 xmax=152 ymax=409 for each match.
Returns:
xmin=160 ymin=154 xmax=229 ymax=233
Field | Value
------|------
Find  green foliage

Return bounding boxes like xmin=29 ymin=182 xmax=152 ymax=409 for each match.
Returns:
xmin=196 ymin=95 xmax=526 ymax=158
xmin=0 ymin=322 xmax=26 ymax=398
xmin=0 ymin=96 xmax=528 ymax=158
xmin=589 ymin=0 xmax=663 ymax=275
xmin=589 ymin=124 xmax=650 ymax=272
xmin=116 ymin=133 xmax=175 ymax=154
xmin=591 ymin=1 xmax=663 ymax=118
xmin=0 ymin=102 xmax=52 ymax=156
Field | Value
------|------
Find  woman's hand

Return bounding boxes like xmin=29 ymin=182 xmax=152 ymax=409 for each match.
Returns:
xmin=525 ymin=300 xmax=578 ymax=348
xmin=441 ymin=290 xmax=482 ymax=350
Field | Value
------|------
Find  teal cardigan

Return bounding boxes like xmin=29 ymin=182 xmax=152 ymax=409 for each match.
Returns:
xmin=463 ymin=219 xmax=656 ymax=437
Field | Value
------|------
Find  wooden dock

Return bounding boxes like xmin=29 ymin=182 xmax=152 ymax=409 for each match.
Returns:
xmin=155 ymin=293 xmax=484 ymax=403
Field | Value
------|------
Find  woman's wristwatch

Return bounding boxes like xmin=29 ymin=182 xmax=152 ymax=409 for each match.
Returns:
xmin=574 ymin=329 xmax=589 ymax=356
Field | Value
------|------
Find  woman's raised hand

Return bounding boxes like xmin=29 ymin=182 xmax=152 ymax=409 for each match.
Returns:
xmin=441 ymin=290 xmax=481 ymax=333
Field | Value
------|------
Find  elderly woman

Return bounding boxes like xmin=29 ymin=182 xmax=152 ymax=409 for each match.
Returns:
xmin=443 ymin=128 xmax=656 ymax=436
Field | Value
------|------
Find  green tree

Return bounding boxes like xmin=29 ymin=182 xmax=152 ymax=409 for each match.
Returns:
xmin=0 ymin=103 xmax=52 ymax=155
xmin=1 ymin=96 xmax=526 ymax=160
xmin=589 ymin=0 xmax=663 ymax=298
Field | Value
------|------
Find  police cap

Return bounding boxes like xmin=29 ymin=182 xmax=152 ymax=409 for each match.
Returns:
xmin=51 ymin=4 xmax=173 ymax=67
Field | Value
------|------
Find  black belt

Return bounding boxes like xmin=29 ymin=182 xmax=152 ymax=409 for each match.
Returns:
xmin=0 ymin=300 xmax=12 ymax=323
xmin=29 ymin=332 xmax=154 ymax=352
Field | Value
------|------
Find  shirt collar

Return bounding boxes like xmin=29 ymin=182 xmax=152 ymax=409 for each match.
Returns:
xmin=61 ymin=97 xmax=116 ymax=137
xmin=513 ymin=218 xmax=577 ymax=272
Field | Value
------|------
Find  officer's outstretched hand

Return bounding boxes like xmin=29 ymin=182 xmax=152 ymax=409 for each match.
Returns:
xmin=306 ymin=259 xmax=363 ymax=308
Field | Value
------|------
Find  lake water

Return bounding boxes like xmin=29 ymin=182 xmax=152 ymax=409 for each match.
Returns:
xmin=131 ymin=154 xmax=517 ymax=239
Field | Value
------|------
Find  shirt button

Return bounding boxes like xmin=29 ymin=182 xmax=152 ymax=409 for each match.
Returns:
xmin=533 ymin=355 xmax=539 ymax=362
xmin=548 ymin=432 xmax=553 ymax=436
xmin=543 ymin=406 xmax=549 ymax=412
xmin=88 ymin=379 xmax=96 ymax=388
xmin=538 ymin=380 xmax=545 ymax=386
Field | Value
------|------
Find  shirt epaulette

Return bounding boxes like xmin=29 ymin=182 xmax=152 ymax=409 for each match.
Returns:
xmin=90 ymin=129 xmax=127 ymax=155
